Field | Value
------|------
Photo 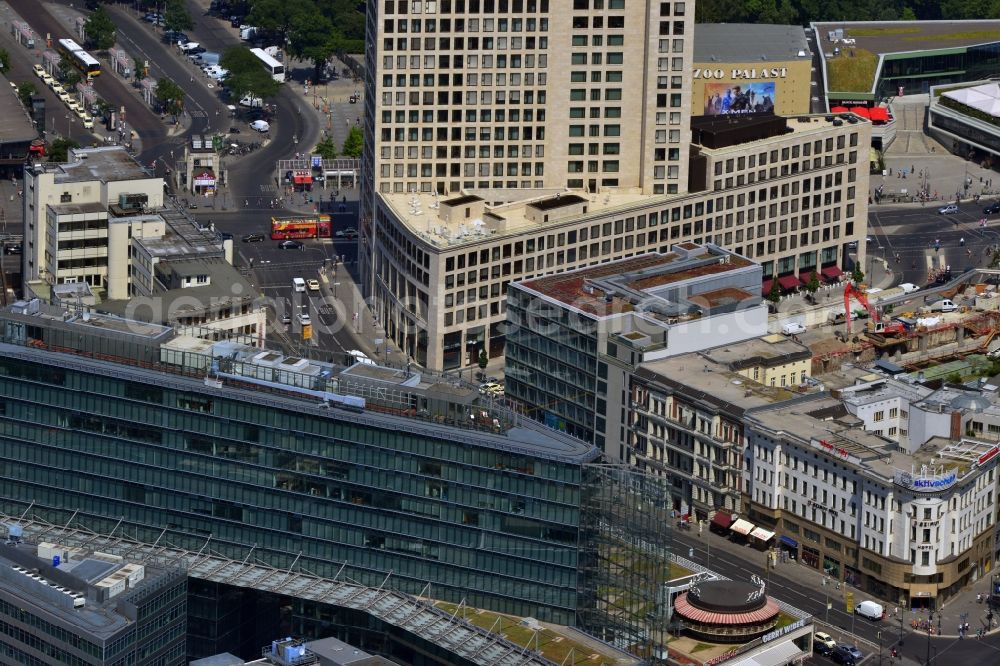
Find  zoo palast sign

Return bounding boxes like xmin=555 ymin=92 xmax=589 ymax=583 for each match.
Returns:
xmin=693 ymin=67 xmax=789 ymax=81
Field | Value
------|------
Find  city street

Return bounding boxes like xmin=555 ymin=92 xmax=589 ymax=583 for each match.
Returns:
xmin=868 ymin=204 xmax=1000 ymax=285
xmin=671 ymin=527 xmax=1000 ymax=665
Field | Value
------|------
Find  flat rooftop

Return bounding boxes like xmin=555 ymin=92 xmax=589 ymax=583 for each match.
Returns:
xmin=0 ymin=74 xmax=39 ymax=146
xmin=47 ymin=202 xmax=108 ymax=216
xmin=8 ymin=299 xmax=174 ymax=340
xmin=518 ymin=245 xmax=757 ymax=319
xmin=695 ymin=114 xmax=861 ymax=154
xmin=813 ymin=20 xmax=1000 ymax=55
xmin=37 ymin=146 xmax=154 ymax=183
xmin=637 ymin=349 xmax=808 ymax=417
xmin=0 ymin=542 xmax=179 ymax=641
xmin=0 ymin=342 xmax=599 ymax=465
xmin=694 ymin=23 xmax=811 ymax=63
xmin=380 ymin=116 xmax=846 ymax=249
xmin=699 ymin=334 xmax=813 ymax=370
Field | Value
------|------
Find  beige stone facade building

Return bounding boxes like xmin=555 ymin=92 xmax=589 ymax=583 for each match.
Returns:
xmin=359 ymin=0 xmax=870 ymax=372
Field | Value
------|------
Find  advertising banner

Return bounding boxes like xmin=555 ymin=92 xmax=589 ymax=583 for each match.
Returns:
xmin=703 ymin=82 xmax=776 ymax=116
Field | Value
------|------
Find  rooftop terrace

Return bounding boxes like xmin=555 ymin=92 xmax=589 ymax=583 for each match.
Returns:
xmin=518 ymin=245 xmax=759 ymax=320
xmin=33 ymin=146 xmax=155 ymax=183
xmin=814 ymin=20 xmax=1000 ymax=56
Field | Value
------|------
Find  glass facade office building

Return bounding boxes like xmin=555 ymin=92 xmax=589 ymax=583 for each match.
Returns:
xmin=0 ymin=344 xmax=598 ymax=625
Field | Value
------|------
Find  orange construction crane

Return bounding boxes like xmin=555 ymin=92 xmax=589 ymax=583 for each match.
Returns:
xmin=843 ymin=283 xmax=905 ymax=336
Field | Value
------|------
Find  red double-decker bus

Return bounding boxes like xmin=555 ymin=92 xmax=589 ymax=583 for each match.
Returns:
xmin=270 ymin=215 xmax=332 ymax=240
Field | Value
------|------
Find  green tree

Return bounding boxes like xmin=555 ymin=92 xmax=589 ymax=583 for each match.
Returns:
xmin=48 ymin=137 xmax=80 ymax=162
xmin=164 ymin=0 xmax=194 ymax=33
xmin=0 ymin=48 xmax=10 ymax=73
xmin=851 ymin=265 xmax=865 ymax=284
xmin=247 ymin=0 xmax=299 ymax=41
xmin=767 ymin=278 xmax=781 ymax=303
xmin=16 ymin=82 xmax=36 ymax=109
xmin=805 ymin=270 xmax=820 ymax=295
xmin=287 ymin=6 xmax=336 ymax=83
xmin=478 ymin=349 xmax=489 ymax=371
xmin=341 ymin=126 xmax=363 ymax=158
xmin=155 ymin=77 xmax=185 ymax=116
xmin=220 ymin=46 xmax=280 ymax=102
xmin=84 ymin=6 xmax=117 ymax=51
xmin=57 ymin=58 xmax=82 ymax=88
xmin=313 ymin=137 xmax=338 ymax=159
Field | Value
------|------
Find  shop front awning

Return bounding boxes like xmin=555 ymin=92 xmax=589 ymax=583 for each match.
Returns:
xmin=822 ymin=265 xmax=844 ymax=280
xmin=798 ymin=270 xmax=818 ymax=285
xmin=779 ymin=535 xmax=799 ymax=548
xmin=850 ymin=106 xmax=870 ymax=118
xmin=869 ymin=107 xmax=890 ymax=122
xmin=830 ymin=106 xmax=849 ymax=113
xmin=293 ymin=174 xmax=313 ymax=184
xmin=761 ymin=279 xmax=773 ymax=295
xmin=192 ymin=170 xmax=216 ymax=186
xmin=777 ymin=275 xmax=800 ymax=290
xmin=750 ymin=527 xmax=775 ymax=542
xmin=731 ymin=519 xmax=755 ymax=536
xmin=711 ymin=511 xmax=734 ymax=529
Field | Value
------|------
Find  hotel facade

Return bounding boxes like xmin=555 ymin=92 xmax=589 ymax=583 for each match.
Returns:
xmin=359 ymin=1 xmax=870 ymax=371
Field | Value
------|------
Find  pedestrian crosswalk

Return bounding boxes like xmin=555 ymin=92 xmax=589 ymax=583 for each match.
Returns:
xmin=259 ymin=184 xmax=277 ymax=193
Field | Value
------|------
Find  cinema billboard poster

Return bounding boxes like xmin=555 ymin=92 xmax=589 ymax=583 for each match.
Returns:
xmin=703 ymin=82 xmax=776 ymax=116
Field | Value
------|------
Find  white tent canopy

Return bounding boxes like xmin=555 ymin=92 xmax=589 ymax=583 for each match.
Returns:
xmin=944 ymin=82 xmax=1000 ymax=118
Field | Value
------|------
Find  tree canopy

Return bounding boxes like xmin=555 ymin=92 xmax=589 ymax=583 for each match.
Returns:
xmin=342 ymin=126 xmax=363 ymax=158
xmin=0 ymin=49 xmax=10 ymax=74
xmin=16 ymin=82 xmax=36 ymax=109
xmin=57 ymin=58 xmax=82 ymax=88
xmin=48 ymin=137 xmax=80 ymax=162
xmin=220 ymin=46 xmax=280 ymax=101
xmin=164 ymin=0 xmax=194 ymax=33
xmin=696 ymin=0 xmax=991 ymax=23
xmin=84 ymin=6 xmax=117 ymax=51
xmin=313 ymin=137 xmax=338 ymax=159
xmin=155 ymin=77 xmax=186 ymax=116
xmin=241 ymin=0 xmax=365 ymax=81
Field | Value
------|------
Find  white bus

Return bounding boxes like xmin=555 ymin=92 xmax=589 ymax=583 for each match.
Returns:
xmin=250 ymin=47 xmax=285 ymax=83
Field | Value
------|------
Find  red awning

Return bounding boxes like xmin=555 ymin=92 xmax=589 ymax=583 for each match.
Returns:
xmin=778 ymin=275 xmax=800 ymax=290
xmin=674 ymin=592 xmax=781 ymax=626
xmin=830 ymin=106 xmax=849 ymax=113
xmin=711 ymin=511 xmax=734 ymax=529
xmin=293 ymin=174 xmax=313 ymax=184
xmin=761 ymin=279 xmax=773 ymax=295
xmin=850 ymin=106 xmax=870 ymax=118
xmin=799 ymin=270 xmax=818 ymax=285
xmin=868 ymin=107 xmax=890 ymax=122
xmin=822 ymin=266 xmax=844 ymax=279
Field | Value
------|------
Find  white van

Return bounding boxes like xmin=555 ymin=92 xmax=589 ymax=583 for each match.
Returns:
xmin=292 ymin=277 xmax=306 ymax=293
xmin=348 ymin=350 xmax=376 ymax=366
xmin=854 ymin=600 xmax=884 ymax=620
xmin=929 ymin=299 xmax=957 ymax=313
xmin=781 ymin=322 xmax=806 ymax=336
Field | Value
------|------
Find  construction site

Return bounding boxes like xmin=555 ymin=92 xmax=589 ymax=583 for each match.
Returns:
xmin=774 ymin=268 xmax=1000 ymax=377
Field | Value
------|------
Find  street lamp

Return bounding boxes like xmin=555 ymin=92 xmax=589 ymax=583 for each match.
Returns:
xmin=332 ymin=282 xmax=340 ymax=299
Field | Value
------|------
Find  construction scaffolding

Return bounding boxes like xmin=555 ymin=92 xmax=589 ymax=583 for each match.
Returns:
xmin=578 ymin=465 xmax=677 ymax=664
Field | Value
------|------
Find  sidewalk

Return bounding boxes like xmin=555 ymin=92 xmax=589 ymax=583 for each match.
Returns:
xmin=684 ymin=525 xmax=999 ymax=643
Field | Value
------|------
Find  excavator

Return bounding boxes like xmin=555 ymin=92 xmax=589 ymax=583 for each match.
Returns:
xmin=843 ymin=282 xmax=906 ymax=336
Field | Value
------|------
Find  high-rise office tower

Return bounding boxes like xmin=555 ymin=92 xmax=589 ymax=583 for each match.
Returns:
xmin=362 ymin=0 xmax=693 ymax=200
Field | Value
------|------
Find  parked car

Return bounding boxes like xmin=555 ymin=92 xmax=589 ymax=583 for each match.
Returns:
xmin=898 ymin=283 xmax=920 ymax=294
xmin=81 ymin=115 xmax=94 ymax=130
xmin=250 ymin=119 xmax=270 ymax=133
xmin=830 ymin=646 xmax=858 ymax=666
xmin=814 ymin=632 xmax=837 ymax=651
xmin=297 ymin=313 xmax=311 ymax=325
xmin=781 ymin=322 xmax=806 ymax=336
xmin=242 ymin=233 xmax=264 ymax=243
xmin=178 ymin=41 xmax=201 ymax=52
xmin=306 ymin=279 xmax=320 ymax=292
xmin=938 ymin=204 xmax=959 ymax=215
xmin=278 ymin=239 xmax=303 ymax=250
xmin=32 ymin=64 xmax=45 ymax=78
